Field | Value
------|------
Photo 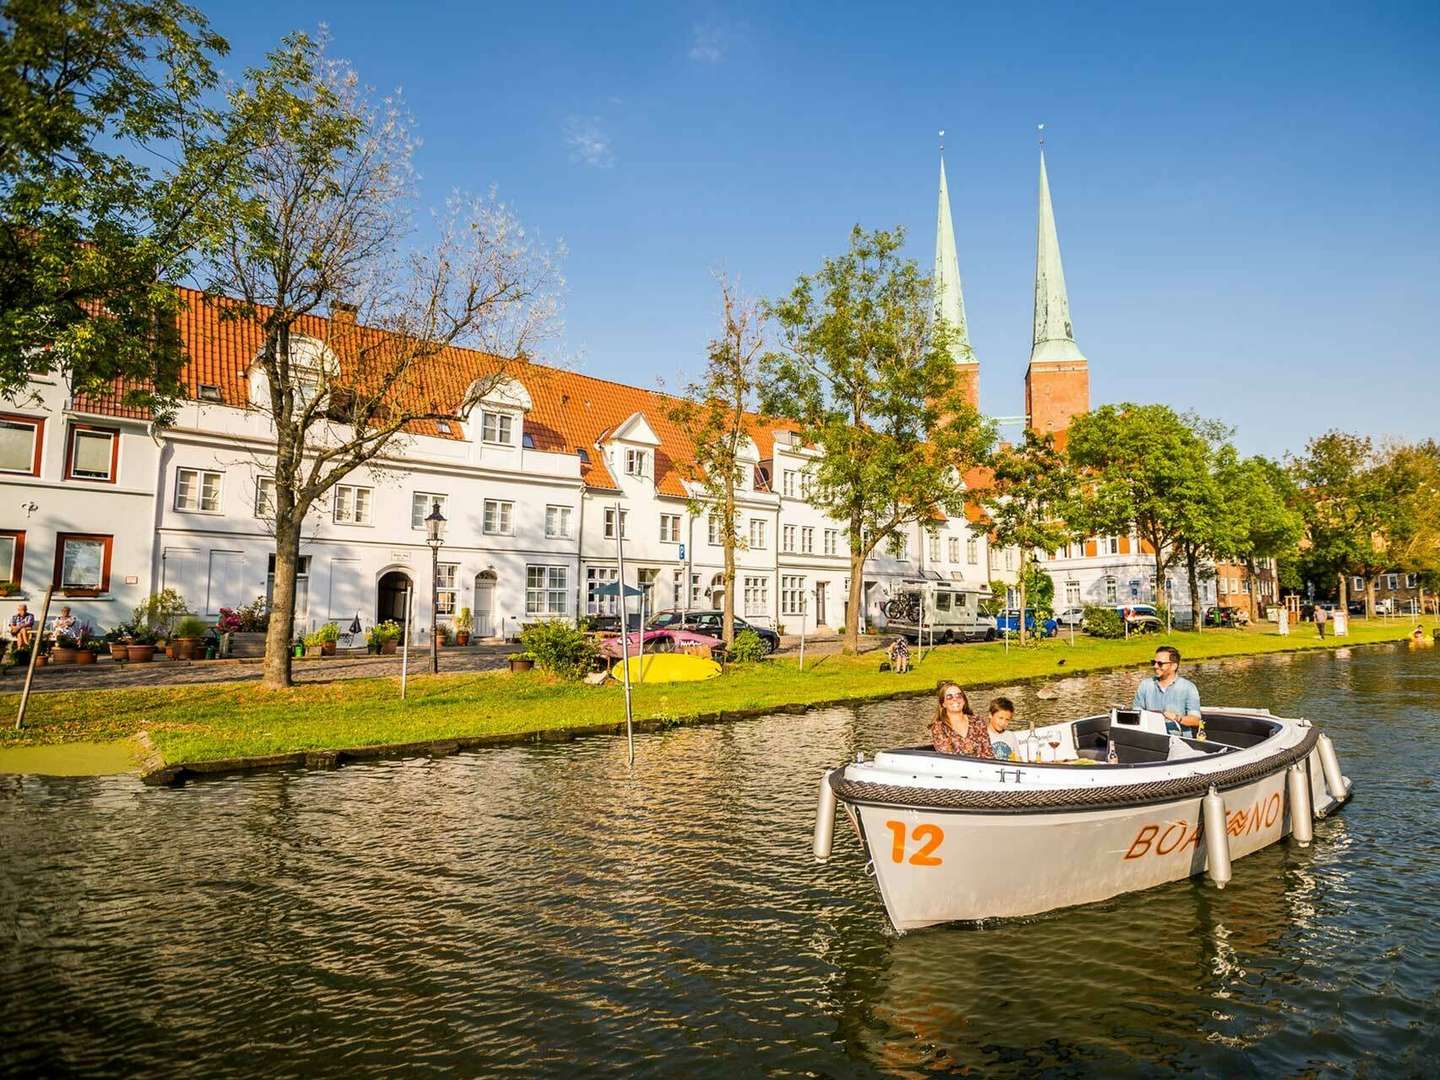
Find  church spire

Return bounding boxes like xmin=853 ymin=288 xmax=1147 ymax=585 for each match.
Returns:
xmin=1030 ymin=147 xmax=1085 ymax=365
xmin=933 ymin=148 xmax=974 ymax=365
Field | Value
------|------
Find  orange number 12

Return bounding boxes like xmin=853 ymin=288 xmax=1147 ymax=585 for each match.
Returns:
xmin=884 ymin=821 xmax=945 ymax=866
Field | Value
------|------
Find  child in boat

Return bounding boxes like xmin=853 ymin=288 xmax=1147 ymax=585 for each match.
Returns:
xmin=986 ymin=698 xmax=1018 ymax=760
xmin=887 ymin=636 xmax=911 ymax=673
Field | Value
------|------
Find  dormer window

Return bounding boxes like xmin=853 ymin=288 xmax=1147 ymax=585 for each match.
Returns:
xmin=624 ymin=448 xmax=648 ymax=477
xmin=577 ymin=447 xmax=591 ymax=464
xmin=198 ymin=384 xmax=222 ymax=402
xmin=522 ymin=432 xmax=535 ymax=449
xmin=481 ymin=411 xmax=513 ymax=445
xmin=437 ymin=420 xmax=451 ymax=435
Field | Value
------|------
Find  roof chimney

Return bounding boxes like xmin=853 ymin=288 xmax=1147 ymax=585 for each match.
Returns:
xmin=330 ymin=301 xmax=357 ymax=325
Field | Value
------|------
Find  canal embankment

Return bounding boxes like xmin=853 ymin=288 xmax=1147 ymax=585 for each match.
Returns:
xmin=1 ymin=620 xmax=1429 ymax=782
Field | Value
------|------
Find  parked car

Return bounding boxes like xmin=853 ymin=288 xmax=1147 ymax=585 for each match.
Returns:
xmin=994 ymin=608 xmax=1059 ymax=638
xmin=647 ymin=610 xmax=781 ymax=653
xmin=1374 ymin=598 xmax=1395 ymax=615
xmin=1203 ymin=606 xmax=1248 ymax=628
xmin=583 ymin=612 xmax=644 ymax=634
xmin=1090 ymin=604 xmax=1162 ymax=633
xmin=1346 ymin=600 xmax=1365 ymax=616
xmin=1055 ymin=606 xmax=1086 ymax=629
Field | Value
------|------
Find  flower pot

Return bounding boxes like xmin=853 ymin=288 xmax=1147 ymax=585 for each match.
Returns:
xmin=456 ymin=632 xmax=470 ymax=646
xmin=380 ymin=640 xmax=398 ymax=655
xmin=33 ymin=655 xmax=47 ymax=668
xmin=174 ymin=636 xmax=201 ymax=660
xmin=74 ymin=650 xmax=97 ymax=665
xmin=508 ymin=657 xmax=534 ymax=673
xmin=227 ymin=631 xmax=268 ymax=658
xmin=50 ymin=647 xmax=78 ymax=665
xmin=163 ymin=643 xmax=177 ymax=660
xmin=109 ymin=643 xmax=128 ymax=661
xmin=322 ymin=640 xmax=336 ymax=656
xmin=126 ymin=645 xmax=157 ymax=663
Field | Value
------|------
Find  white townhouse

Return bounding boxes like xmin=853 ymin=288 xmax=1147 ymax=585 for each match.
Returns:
xmin=1 ymin=287 xmax=1007 ymax=645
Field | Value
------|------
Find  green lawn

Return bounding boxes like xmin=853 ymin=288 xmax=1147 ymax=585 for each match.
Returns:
xmin=0 ymin=620 xmax=1427 ymax=767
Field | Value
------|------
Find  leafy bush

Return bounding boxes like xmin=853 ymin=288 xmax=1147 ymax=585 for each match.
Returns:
xmin=454 ymin=607 xmax=473 ymax=633
xmin=133 ymin=589 xmax=190 ymax=636
xmin=217 ymin=597 xmax=270 ymax=633
xmin=729 ymin=629 xmax=768 ymax=663
xmin=173 ymin=617 xmax=209 ymax=639
xmin=519 ymin=620 xmax=598 ymax=679
xmin=305 ymin=622 xmax=340 ymax=647
xmin=1083 ymin=605 xmax=1124 ymax=638
xmin=367 ymin=621 xmax=402 ymax=648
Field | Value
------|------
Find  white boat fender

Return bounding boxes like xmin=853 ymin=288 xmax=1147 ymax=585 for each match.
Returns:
xmin=1287 ymin=764 xmax=1314 ymax=846
xmin=814 ymin=770 xmax=837 ymax=862
xmin=1316 ymin=733 xmax=1350 ymax=803
xmin=1202 ymin=786 xmax=1232 ymax=889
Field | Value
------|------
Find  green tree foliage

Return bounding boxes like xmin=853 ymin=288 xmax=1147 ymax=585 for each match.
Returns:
xmin=668 ymin=277 xmax=764 ymax=646
xmin=0 ymin=0 xmax=229 ymax=412
xmin=984 ymin=429 xmax=1076 ymax=642
xmin=761 ymin=226 xmax=995 ymax=653
xmin=1289 ymin=432 xmax=1392 ymax=614
xmin=1215 ymin=452 xmax=1304 ymax=623
xmin=1067 ymin=403 xmax=1212 ymax=615
xmin=1377 ymin=440 xmax=1440 ymax=592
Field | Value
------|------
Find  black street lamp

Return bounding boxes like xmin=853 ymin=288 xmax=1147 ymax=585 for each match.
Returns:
xmin=425 ymin=500 xmax=446 ymax=674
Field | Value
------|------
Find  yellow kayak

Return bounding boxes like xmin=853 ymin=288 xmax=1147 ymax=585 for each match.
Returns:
xmin=618 ymin=653 xmax=721 ymax=682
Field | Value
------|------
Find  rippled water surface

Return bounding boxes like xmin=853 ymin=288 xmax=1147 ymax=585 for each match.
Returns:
xmin=3 ymin=644 xmax=1438 ymax=1077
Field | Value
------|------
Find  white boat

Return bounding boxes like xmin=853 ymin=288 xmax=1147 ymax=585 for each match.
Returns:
xmin=813 ymin=707 xmax=1353 ymax=932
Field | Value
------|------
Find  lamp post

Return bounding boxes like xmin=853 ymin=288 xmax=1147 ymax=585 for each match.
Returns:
xmin=425 ymin=500 xmax=446 ymax=674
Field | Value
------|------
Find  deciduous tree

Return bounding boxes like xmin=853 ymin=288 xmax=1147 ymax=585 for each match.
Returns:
xmin=199 ymin=34 xmax=559 ymax=687
xmin=761 ymin=226 xmax=994 ymax=653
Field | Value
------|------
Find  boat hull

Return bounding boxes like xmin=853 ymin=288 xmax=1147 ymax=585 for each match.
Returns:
xmin=847 ymin=746 xmax=1346 ymax=931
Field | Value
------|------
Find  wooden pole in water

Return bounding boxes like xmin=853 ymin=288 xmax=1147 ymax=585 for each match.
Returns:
xmin=14 ymin=587 xmax=54 ymax=731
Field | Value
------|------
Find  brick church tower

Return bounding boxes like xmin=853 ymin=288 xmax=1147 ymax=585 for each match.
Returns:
xmin=1024 ymin=149 xmax=1089 ymax=437
xmin=933 ymin=148 xmax=980 ymax=409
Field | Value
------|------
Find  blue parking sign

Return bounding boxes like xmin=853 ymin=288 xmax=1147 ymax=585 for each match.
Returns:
xmin=678 ymin=543 xmax=686 ymax=560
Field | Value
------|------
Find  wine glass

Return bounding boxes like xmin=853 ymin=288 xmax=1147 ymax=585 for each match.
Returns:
xmin=1047 ymin=735 xmax=1062 ymax=762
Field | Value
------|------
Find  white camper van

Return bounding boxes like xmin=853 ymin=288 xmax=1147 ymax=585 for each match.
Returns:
xmin=882 ymin=580 xmax=995 ymax=644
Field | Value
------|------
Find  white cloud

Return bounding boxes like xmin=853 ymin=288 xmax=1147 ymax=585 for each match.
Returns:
xmin=564 ymin=116 xmax=614 ymax=169
xmin=689 ymin=22 xmax=725 ymax=63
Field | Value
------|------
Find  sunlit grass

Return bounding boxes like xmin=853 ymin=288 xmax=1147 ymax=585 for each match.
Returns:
xmin=0 ymin=619 xmax=1427 ymax=765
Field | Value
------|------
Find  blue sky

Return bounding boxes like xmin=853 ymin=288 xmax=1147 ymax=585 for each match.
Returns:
xmin=204 ymin=1 xmax=1439 ymax=458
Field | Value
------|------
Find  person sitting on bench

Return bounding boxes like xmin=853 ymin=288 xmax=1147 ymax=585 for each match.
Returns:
xmin=8 ymin=604 xmax=35 ymax=650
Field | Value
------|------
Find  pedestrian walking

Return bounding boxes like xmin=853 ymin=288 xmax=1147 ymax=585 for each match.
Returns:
xmin=1313 ymin=603 xmax=1327 ymax=639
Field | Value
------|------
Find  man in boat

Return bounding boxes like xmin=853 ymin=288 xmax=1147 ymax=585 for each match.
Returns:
xmin=1132 ymin=646 xmax=1202 ymax=734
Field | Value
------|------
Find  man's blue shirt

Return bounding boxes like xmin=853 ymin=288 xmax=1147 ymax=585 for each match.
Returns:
xmin=1132 ymin=675 xmax=1201 ymax=719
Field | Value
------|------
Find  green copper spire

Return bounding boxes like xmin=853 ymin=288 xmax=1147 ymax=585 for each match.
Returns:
xmin=934 ymin=150 xmax=975 ymax=365
xmin=1031 ymin=148 xmax=1086 ymax=365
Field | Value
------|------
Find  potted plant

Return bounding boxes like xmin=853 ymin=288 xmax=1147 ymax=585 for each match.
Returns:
xmin=172 ymin=616 xmax=208 ymax=660
xmin=455 ymin=607 xmax=473 ymax=646
xmin=305 ymin=622 xmax=341 ymax=656
xmin=104 ymin=625 xmax=130 ymax=662
xmin=76 ymin=631 xmax=102 ymax=665
xmin=0 ymin=579 xmax=20 ymax=597
xmin=367 ymin=620 xmax=402 ymax=655
xmin=507 ymin=651 xmax=535 ymax=673
xmin=217 ymin=597 xmax=271 ymax=657
xmin=126 ymin=626 xmax=159 ymax=663
xmin=436 ymin=623 xmax=453 ymax=648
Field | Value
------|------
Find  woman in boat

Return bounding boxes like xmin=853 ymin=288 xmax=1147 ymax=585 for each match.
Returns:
xmin=930 ymin=683 xmax=994 ymax=758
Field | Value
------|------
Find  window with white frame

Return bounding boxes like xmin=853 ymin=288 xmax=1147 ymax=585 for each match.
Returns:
xmin=948 ymin=537 xmax=960 ymax=563
xmin=1065 ymin=581 xmax=1081 ymax=608
xmin=545 ymin=505 xmax=573 ymax=539
xmin=782 ymin=525 xmax=796 ymax=552
xmin=1406 ymin=573 xmax=1418 ymax=588
xmin=708 ymin=515 xmax=721 ymax=545
xmin=436 ymin=562 xmax=458 ymax=616
xmin=749 ymin=519 xmax=766 ymax=549
xmin=824 ymin=529 xmax=839 ymax=556
xmin=0 ymin=415 xmax=42 ymax=475
xmin=659 ymin=514 xmax=681 ymax=543
xmin=334 ymin=484 xmax=372 ymax=524
xmin=672 ymin=570 xmax=703 ymax=608
xmin=624 ymin=448 xmax=648 ymax=477
xmin=801 ymin=526 xmax=814 ymax=554
xmin=637 ymin=568 xmax=659 ymax=608
xmin=928 ymin=533 xmax=940 ymax=562
xmin=175 ymin=469 xmax=221 ymax=513
xmin=1107 ymin=536 xmax=1119 ymax=555
xmin=1004 ymin=547 xmax=1015 ymax=570
xmin=604 ymin=508 xmax=628 ymax=539
xmin=527 ymin=565 xmax=568 ymax=616
xmin=481 ymin=411 xmax=513 ymax=445
xmin=799 ymin=472 xmax=813 ymax=500
xmin=255 ymin=476 xmax=277 ymax=518
xmin=781 ymin=575 xmax=806 ymax=617
xmin=967 ymin=536 xmax=979 ymax=564
xmin=1385 ymin=573 xmax=1399 ymax=590
xmin=783 ymin=470 xmax=797 ymax=497
xmin=586 ymin=567 xmax=618 ymax=615
xmin=1105 ymin=576 xmax=1118 ymax=604
xmin=1353 ymin=576 xmax=1364 ymax=592
xmin=483 ymin=499 xmax=514 ymax=535
xmin=411 ymin=492 xmax=448 ymax=530
xmin=743 ymin=575 xmax=769 ymax=616
xmin=888 ymin=533 xmax=908 ymax=560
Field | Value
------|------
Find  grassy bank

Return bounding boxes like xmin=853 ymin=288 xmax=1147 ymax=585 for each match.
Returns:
xmin=1 ymin=620 xmax=1427 ymax=768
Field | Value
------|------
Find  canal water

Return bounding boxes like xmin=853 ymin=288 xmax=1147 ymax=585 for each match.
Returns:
xmin=2 ymin=644 xmax=1436 ymax=1077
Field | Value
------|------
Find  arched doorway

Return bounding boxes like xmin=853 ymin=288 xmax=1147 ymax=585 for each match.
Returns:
xmin=474 ymin=570 xmax=497 ymax=638
xmin=377 ymin=570 xmax=413 ymax=638
xmin=709 ymin=572 xmax=726 ymax=612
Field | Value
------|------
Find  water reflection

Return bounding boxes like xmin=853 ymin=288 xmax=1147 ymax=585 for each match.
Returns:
xmin=0 ymin=644 xmax=1435 ymax=1077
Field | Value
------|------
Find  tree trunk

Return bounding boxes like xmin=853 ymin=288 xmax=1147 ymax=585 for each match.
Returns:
xmin=1244 ymin=557 xmax=1261 ymax=625
xmin=1185 ymin=547 xmax=1202 ymax=633
xmin=263 ymin=520 xmax=301 ymax=688
xmin=1153 ymin=541 xmax=1167 ymax=615
xmin=845 ymin=551 xmax=866 ymax=655
xmin=1365 ymin=576 xmax=1376 ymax=619
xmin=722 ymin=519 xmax=736 ymax=647
xmin=1338 ymin=572 xmax=1348 ymax=612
